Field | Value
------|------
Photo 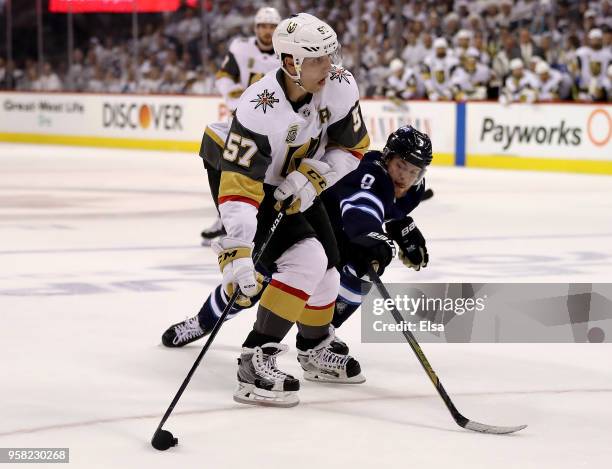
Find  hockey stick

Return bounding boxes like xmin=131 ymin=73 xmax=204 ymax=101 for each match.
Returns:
xmin=367 ymin=266 xmax=527 ymax=435
xmin=151 ymin=204 xmax=289 ymax=450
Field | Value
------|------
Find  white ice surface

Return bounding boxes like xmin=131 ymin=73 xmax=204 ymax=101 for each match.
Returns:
xmin=1 ymin=144 xmax=611 ymax=469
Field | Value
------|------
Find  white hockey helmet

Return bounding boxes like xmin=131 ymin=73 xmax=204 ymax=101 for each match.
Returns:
xmin=535 ymin=61 xmax=550 ymax=75
xmin=433 ymin=37 xmax=448 ymax=49
xmin=273 ymin=13 xmax=340 ymax=80
xmin=510 ymin=58 xmax=524 ymax=71
xmin=255 ymin=7 xmax=281 ymax=26
xmin=390 ymin=58 xmax=404 ymax=73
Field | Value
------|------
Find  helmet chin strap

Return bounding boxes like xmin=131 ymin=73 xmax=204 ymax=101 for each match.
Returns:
xmin=281 ymin=64 xmax=308 ymax=93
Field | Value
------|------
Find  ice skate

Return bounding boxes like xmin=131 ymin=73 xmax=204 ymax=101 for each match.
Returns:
xmin=161 ymin=316 xmax=209 ymax=348
xmin=233 ymin=343 xmax=300 ymax=408
xmin=297 ymin=334 xmax=365 ymax=384
xmin=328 ymin=325 xmax=349 ymax=355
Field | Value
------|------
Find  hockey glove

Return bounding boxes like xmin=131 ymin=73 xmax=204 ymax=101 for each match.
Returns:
xmin=349 ymin=232 xmax=397 ymax=277
xmin=385 ymin=217 xmax=429 ymax=271
xmin=274 ymin=160 xmax=336 ymax=215
xmin=212 ymin=237 xmax=263 ymax=305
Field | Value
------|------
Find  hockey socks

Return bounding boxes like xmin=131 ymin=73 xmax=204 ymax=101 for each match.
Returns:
xmin=332 ymin=264 xmax=372 ymax=328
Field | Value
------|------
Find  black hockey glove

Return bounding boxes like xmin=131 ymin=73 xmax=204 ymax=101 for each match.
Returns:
xmin=385 ymin=217 xmax=428 ymax=271
xmin=348 ymin=232 xmax=397 ymax=277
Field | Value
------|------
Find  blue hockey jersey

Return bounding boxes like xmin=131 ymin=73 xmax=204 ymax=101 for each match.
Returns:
xmin=322 ymin=150 xmax=425 ymax=242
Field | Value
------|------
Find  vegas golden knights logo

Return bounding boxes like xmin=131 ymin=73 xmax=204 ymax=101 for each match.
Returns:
xmin=318 ymin=107 xmax=330 ymax=124
xmin=287 ymin=21 xmax=297 ymax=33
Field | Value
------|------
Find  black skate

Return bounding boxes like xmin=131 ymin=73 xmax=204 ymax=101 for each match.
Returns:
xmin=234 ymin=343 xmax=300 ymax=408
xmin=328 ymin=325 xmax=349 ymax=355
xmin=161 ymin=316 xmax=209 ymax=348
xmin=297 ymin=335 xmax=365 ymax=384
xmin=200 ymin=217 xmax=226 ymax=246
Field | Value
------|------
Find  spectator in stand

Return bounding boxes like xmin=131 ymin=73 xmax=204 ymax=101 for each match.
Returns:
xmin=0 ymin=58 xmax=5 ymax=87
xmin=493 ymin=33 xmax=521 ymax=81
xmin=365 ymin=55 xmax=389 ymax=97
xmin=158 ymin=68 xmax=179 ymax=94
xmin=105 ymin=70 xmax=123 ymax=94
xmin=121 ymin=68 xmax=138 ymax=94
xmin=65 ymin=49 xmax=86 ymax=92
xmin=518 ymin=28 xmax=544 ymax=65
xmin=472 ymin=31 xmax=492 ymax=65
xmin=19 ymin=65 xmax=41 ymax=91
xmin=539 ymin=34 xmax=560 ymax=67
xmin=0 ymin=59 xmax=21 ymax=89
xmin=140 ymin=65 xmax=162 ymax=94
xmin=87 ymin=66 xmax=106 ymax=93
xmin=401 ymin=32 xmax=423 ymax=67
xmin=38 ymin=62 xmax=62 ymax=91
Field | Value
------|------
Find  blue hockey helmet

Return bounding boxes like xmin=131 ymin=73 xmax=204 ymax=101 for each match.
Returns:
xmin=382 ymin=126 xmax=433 ymax=170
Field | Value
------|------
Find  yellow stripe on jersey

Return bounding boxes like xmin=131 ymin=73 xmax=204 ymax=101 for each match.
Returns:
xmin=205 ymin=126 xmax=225 ymax=149
xmin=218 ymin=171 xmax=265 ymax=208
xmin=260 ymin=280 xmax=310 ymax=323
xmin=298 ymin=302 xmax=335 ymax=326
xmin=215 ymin=70 xmax=238 ymax=82
xmin=228 ymin=89 xmax=244 ymax=99
xmin=349 ymin=133 xmax=371 ymax=159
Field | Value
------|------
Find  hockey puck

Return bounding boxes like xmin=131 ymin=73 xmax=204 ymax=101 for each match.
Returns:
xmin=151 ymin=429 xmax=178 ymax=451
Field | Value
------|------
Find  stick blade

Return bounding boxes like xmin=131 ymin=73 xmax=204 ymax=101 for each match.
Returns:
xmin=463 ymin=420 xmax=527 ymax=435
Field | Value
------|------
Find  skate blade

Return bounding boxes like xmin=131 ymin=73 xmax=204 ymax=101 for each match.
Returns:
xmin=303 ymin=371 xmax=366 ymax=384
xmin=233 ymin=383 xmax=299 ymax=408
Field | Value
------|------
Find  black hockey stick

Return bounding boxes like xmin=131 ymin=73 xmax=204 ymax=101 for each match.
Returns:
xmin=367 ymin=266 xmax=527 ymax=435
xmin=151 ymin=204 xmax=289 ymax=451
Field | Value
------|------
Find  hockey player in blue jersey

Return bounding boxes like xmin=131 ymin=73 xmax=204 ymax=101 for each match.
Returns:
xmin=162 ymin=125 xmax=432 ymax=354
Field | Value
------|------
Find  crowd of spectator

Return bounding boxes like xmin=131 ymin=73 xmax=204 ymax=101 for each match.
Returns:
xmin=0 ymin=0 xmax=611 ymax=102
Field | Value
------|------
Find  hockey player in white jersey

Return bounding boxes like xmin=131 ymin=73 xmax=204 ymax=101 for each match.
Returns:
xmin=534 ymin=61 xmax=563 ymax=101
xmin=575 ymin=29 xmax=612 ymax=101
xmin=500 ymin=58 xmax=539 ymax=104
xmin=422 ymin=37 xmax=459 ymax=82
xmin=201 ymin=7 xmax=281 ymax=244
xmin=209 ymin=13 xmax=370 ymax=407
xmin=424 ymin=64 xmax=455 ymax=101
xmin=385 ymin=58 xmax=423 ymax=99
xmin=214 ymin=7 xmax=281 ymax=112
xmin=451 ymin=48 xmax=491 ymax=100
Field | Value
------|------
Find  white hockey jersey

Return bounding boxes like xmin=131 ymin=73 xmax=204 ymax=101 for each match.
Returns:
xmin=216 ymin=66 xmax=370 ymax=243
xmin=216 ymin=36 xmax=279 ymax=110
xmin=536 ymin=68 xmax=564 ymax=101
xmin=575 ymin=47 xmax=612 ymax=86
xmin=451 ymin=64 xmax=491 ymax=99
xmin=422 ymin=53 xmax=460 ymax=79
xmin=424 ymin=69 xmax=455 ymax=101
xmin=386 ymin=68 xmax=423 ymax=99
xmin=502 ymin=71 xmax=540 ymax=102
